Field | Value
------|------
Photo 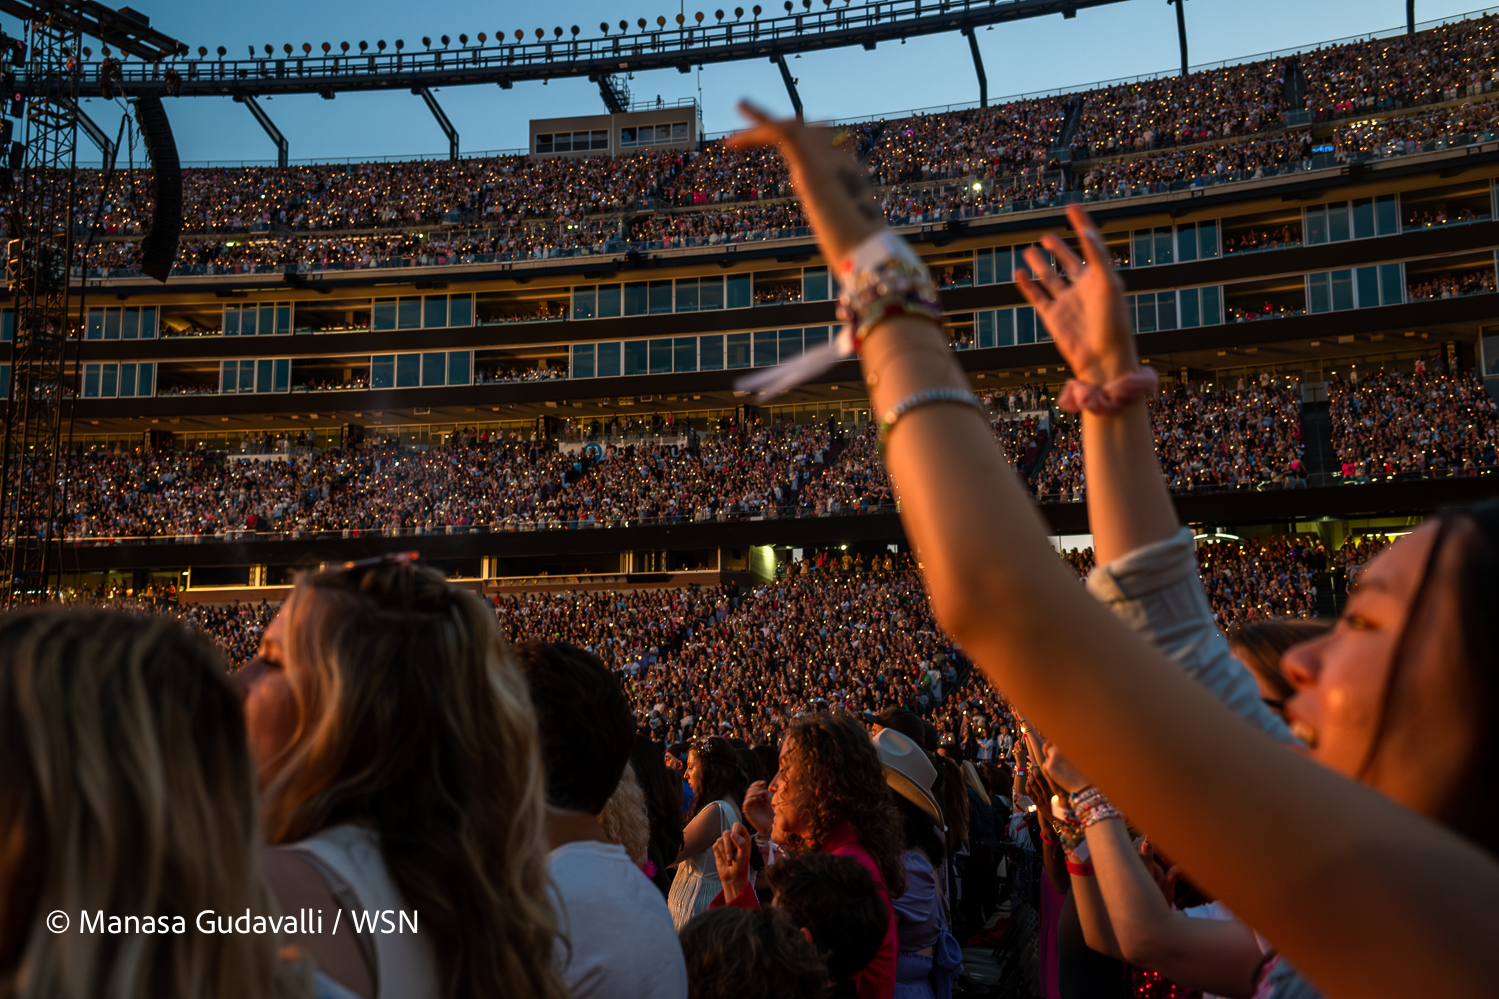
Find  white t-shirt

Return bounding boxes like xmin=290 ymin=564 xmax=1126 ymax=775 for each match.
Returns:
xmin=549 ymin=840 xmax=687 ymax=999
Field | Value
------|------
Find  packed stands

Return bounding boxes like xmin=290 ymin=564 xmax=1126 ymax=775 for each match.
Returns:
xmin=1032 ymin=376 xmax=1306 ymax=500
xmin=1195 ymin=534 xmax=1323 ymax=631
xmin=1068 ymin=59 xmax=1288 ymax=159
xmin=1329 ymin=366 xmax=1499 ymax=480
xmin=29 ymin=14 xmax=1499 ymax=278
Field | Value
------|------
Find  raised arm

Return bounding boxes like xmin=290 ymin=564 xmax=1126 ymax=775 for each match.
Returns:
xmin=727 ymin=105 xmax=1499 ymax=999
xmin=1016 ymin=214 xmax=1290 ymax=742
xmin=1013 ymin=223 xmax=1176 ymax=565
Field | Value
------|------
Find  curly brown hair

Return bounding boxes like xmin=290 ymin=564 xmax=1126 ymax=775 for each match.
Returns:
xmin=780 ymin=712 xmax=907 ymax=897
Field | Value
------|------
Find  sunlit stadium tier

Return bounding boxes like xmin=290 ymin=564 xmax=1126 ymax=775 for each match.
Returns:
xmin=10 ymin=13 xmax=1499 ymax=597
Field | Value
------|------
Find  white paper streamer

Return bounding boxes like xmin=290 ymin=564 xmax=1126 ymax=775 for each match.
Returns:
xmin=734 ymin=326 xmax=856 ymax=401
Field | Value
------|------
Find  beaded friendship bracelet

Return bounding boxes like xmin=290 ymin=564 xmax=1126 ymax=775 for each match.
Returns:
xmin=735 ymin=230 xmax=942 ymax=400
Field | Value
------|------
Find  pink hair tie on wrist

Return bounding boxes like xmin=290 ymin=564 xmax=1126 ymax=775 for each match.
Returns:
xmin=1056 ymin=366 xmax=1160 ymax=416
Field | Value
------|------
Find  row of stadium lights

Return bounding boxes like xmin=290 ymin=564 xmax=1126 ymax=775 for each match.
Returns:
xmin=106 ymin=0 xmax=859 ymax=60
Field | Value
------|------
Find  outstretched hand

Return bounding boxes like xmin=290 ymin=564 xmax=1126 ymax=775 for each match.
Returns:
xmin=1014 ymin=205 xmax=1137 ymax=388
xmin=1041 ymin=739 xmax=1092 ymax=795
xmin=713 ymin=821 xmax=754 ymax=902
xmin=728 ymin=102 xmax=884 ymax=268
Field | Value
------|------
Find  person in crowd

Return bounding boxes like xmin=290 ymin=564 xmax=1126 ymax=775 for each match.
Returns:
xmin=1227 ymin=620 xmax=1332 ymax=723
xmin=760 ymin=854 xmax=889 ymax=997
xmin=0 ymin=609 xmax=329 ymax=999
xmin=667 ymin=736 xmax=749 ymax=929
xmin=631 ymin=734 xmax=687 ymax=897
xmin=715 ymin=711 xmax=903 ymax=999
xmin=514 ymin=640 xmax=687 ymax=999
xmin=679 ymin=906 xmax=827 ymax=999
xmin=598 ymin=762 xmax=653 ymax=870
xmin=872 ymin=729 xmax=963 ymax=999
xmin=238 ymin=559 xmax=569 ymax=999
xmin=730 ymin=100 xmax=1499 ymax=999
xmin=959 ymin=761 xmax=1001 ymax=939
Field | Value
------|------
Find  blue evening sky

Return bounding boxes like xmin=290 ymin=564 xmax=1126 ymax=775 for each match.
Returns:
xmin=25 ymin=0 xmax=1493 ymax=166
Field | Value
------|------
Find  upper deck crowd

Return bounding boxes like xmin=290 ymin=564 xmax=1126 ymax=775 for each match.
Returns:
xmin=23 ymin=14 xmax=1499 ymax=276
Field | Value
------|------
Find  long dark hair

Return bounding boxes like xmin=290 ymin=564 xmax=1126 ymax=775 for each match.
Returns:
xmin=782 ymin=712 xmax=907 ymax=896
xmin=689 ymin=736 xmax=749 ymax=822
xmin=893 ymin=794 xmax=946 ymax=867
xmin=1404 ymin=504 xmax=1499 ymax=855
xmin=631 ymin=734 xmax=684 ymax=858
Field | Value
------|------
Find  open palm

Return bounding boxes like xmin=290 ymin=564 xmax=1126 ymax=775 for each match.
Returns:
xmin=1015 ymin=204 xmax=1137 ymax=388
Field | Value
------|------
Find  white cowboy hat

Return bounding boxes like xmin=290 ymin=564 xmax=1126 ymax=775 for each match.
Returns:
xmin=871 ymin=728 xmax=941 ymax=823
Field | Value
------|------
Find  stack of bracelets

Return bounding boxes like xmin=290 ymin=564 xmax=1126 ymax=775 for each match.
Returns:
xmin=1048 ymin=785 xmax=1123 ymax=876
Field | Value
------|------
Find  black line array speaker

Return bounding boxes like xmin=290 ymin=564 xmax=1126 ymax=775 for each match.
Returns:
xmin=131 ymin=96 xmax=182 ymax=283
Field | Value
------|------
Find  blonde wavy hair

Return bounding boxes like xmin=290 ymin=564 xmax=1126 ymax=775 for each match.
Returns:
xmin=260 ymin=561 xmax=567 ymax=999
xmin=598 ymin=763 xmax=651 ymax=865
xmin=0 ymin=608 xmax=306 ymax=999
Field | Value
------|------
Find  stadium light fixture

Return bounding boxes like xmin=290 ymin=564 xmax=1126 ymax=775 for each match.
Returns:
xmin=735 ymin=6 xmax=744 ymax=18
xmin=716 ymin=9 xmax=725 ymax=21
xmin=657 ymin=15 xmax=667 ymax=27
xmin=620 ymin=19 xmax=629 ymax=30
xmin=301 ymin=43 xmax=312 ymax=55
xmin=282 ymin=43 xmax=292 ymax=55
xmin=535 ymin=28 xmax=545 ymax=40
xmin=217 ymin=45 xmax=227 ymax=59
xmin=637 ymin=18 xmax=647 ymax=31
xmin=514 ymin=30 xmax=524 ymax=41
xmin=783 ymin=2 xmax=791 ymax=12
xmin=321 ymin=42 xmax=331 ymax=55
xmin=359 ymin=40 xmax=368 ymax=52
xmin=477 ymin=33 xmax=486 ymax=44
xmin=570 ymin=25 xmax=580 ymax=38
xmin=459 ymin=34 xmax=468 ymax=46
xmin=377 ymin=40 xmax=387 ymax=51
xmin=753 ymin=4 xmax=761 ymax=14
xmin=196 ymin=45 xmax=207 ymax=58
xmin=696 ymin=10 xmax=705 ymax=22
xmin=264 ymin=44 xmax=273 ymax=56
xmin=676 ymin=13 xmax=685 ymax=25
xmin=422 ymin=36 xmax=432 ymax=49
xmin=340 ymin=41 xmax=350 ymax=54
xmin=554 ymin=26 xmax=564 ymax=39
xmin=246 ymin=44 xmax=254 ymax=57
xmin=441 ymin=35 xmax=451 ymax=48
xmin=600 ymin=21 xmax=610 ymax=33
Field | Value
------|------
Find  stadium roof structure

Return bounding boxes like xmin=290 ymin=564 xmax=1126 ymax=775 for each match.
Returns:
xmin=22 ymin=0 xmax=1133 ymax=115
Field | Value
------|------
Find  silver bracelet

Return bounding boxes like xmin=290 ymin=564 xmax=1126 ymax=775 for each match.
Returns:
xmin=878 ymin=388 xmax=986 ymax=443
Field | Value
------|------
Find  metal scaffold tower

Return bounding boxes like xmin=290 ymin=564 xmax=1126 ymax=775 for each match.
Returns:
xmin=0 ymin=12 xmax=81 ymax=603
xmin=0 ymin=1 xmax=183 ymax=603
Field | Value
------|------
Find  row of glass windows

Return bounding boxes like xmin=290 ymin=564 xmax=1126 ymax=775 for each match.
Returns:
xmin=974 ymin=223 xmax=1222 ymax=283
xmin=224 ymin=302 xmax=292 ymax=336
xmin=1127 ymin=287 xmax=1223 ymax=333
xmin=620 ymin=122 xmax=689 ymax=147
xmin=371 ymin=351 xmax=473 ymax=390
xmin=221 ymin=359 xmax=291 ymax=394
xmin=372 ymin=294 xmax=474 ymax=332
xmin=571 ymin=269 xmax=832 ymax=319
xmin=569 ymin=327 xmax=834 ymax=378
xmin=974 ymin=308 xmax=1046 ymax=348
xmin=1306 ymin=197 xmax=1400 ymax=244
xmin=1307 ymin=264 xmax=1405 ymax=313
xmin=535 ymin=130 xmax=609 ymax=154
xmin=86 ymin=307 xmax=160 ymax=340
xmin=82 ymin=362 xmax=155 ymax=398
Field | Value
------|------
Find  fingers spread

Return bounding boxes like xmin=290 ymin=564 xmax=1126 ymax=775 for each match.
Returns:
xmin=1041 ymin=232 xmax=1084 ymax=278
xmin=1067 ymin=204 xmax=1111 ymax=272
xmin=1014 ymin=269 xmax=1051 ymax=308
xmin=1022 ymin=247 xmax=1065 ymax=296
